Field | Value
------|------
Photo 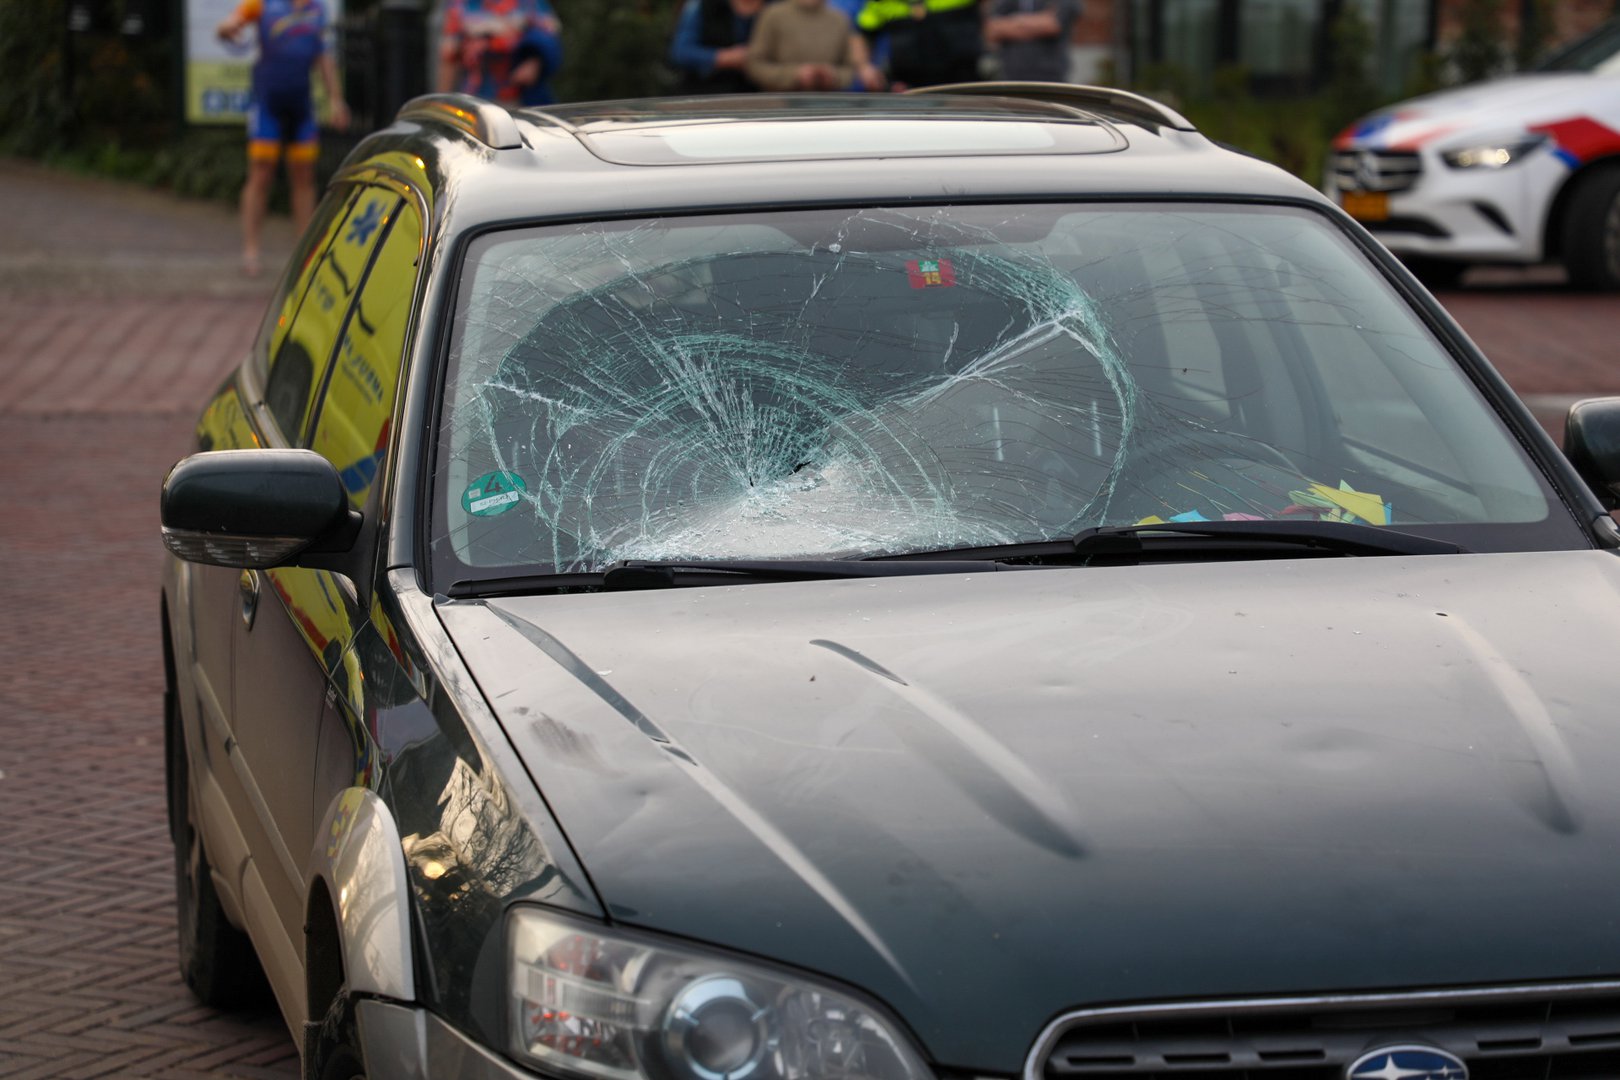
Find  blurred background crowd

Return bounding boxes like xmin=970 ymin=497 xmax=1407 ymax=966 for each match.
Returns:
xmin=0 ymin=0 xmax=1615 ymax=204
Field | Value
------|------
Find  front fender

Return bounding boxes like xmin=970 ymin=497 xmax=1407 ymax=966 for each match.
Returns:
xmin=309 ymin=787 xmax=415 ymax=1004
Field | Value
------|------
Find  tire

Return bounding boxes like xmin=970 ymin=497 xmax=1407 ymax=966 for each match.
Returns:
xmin=312 ymin=989 xmax=367 ymax=1080
xmin=169 ymin=694 xmax=267 ymax=1008
xmin=1400 ymin=255 xmax=1469 ymax=290
xmin=1562 ymin=166 xmax=1620 ymax=291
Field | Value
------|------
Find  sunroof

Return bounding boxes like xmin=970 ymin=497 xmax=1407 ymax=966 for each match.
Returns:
xmin=537 ymin=92 xmax=1102 ymax=127
xmin=584 ymin=118 xmax=1124 ymax=165
xmin=524 ymin=92 xmax=1129 ymax=166
xmin=535 ymin=99 xmax=1127 ymax=166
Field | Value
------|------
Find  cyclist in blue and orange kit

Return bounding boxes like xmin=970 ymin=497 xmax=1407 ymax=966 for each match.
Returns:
xmin=218 ymin=0 xmax=350 ymax=276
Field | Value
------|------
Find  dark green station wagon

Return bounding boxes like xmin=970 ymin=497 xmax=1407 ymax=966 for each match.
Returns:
xmin=161 ymin=86 xmax=1620 ymax=1080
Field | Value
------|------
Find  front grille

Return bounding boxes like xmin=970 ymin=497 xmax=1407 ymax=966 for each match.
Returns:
xmin=1034 ymin=985 xmax=1620 ymax=1080
xmin=1333 ymin=149 xmax=1424 ymax=193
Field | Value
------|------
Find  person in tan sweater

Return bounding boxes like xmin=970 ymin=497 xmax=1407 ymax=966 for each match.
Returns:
xmin=746 ymin=0 xmax=884 ymax=91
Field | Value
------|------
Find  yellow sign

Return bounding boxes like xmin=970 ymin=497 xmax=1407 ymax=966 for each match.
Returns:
xmin=185 ymin=0 xmax=343 ymax=126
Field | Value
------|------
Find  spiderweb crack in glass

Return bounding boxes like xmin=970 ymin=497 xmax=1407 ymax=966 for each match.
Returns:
xmin=435 ymin=204 xmax=1554 ymax=577
xmin=448 ymin=217 xmax=1142 ymax=572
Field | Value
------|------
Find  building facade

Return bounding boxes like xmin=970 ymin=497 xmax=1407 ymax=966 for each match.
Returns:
xmin=1067 ymin=0 xmax=1616 ymax=96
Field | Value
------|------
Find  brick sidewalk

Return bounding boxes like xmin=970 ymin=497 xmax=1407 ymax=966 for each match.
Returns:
xmin=0 ymin=412 xmax=301 ymax=1080
xmin=0 ymin=160 xmax=291 ymax=299
xmin=0 ymin=161 xmax=300 ymax=1079
xmin=1441 ymin=266 xmax=1620 ymax=415
xmin=0 ymin=297 xmax=264 ymax=416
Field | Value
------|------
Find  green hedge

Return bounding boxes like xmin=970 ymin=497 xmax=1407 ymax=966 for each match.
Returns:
xmin=551 ymin=0 xmax=686 ymax=102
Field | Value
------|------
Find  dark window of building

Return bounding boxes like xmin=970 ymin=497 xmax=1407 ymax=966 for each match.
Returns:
xmin=1131 ymin=0 xmax=1437 ymax=97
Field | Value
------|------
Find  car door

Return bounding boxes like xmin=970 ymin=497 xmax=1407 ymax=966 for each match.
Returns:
xmin=183 ymin=187 xmax=360 ymax=882
xmin=228 ymin=184 xmax=403 ymax=990
xmin=306 ymin=193 xmax=425 ymax=830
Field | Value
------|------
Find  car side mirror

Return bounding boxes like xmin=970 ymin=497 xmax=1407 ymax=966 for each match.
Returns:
xmin=161 ymin=449 xmax=361 ymax=569
xmin=1565 ymin=397 xmax=1620 ymax=510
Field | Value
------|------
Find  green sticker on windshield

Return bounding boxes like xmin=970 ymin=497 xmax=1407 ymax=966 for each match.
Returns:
xmin=462 ymin=471 xmax=528 ymax=517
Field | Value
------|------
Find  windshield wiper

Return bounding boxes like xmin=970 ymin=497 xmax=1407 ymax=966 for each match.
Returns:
xmin=446 ymin=524 xmax=1462 ymax=597
xmin=873 ymin=519 xmax=1463 ymax=564
xmin=447 ymin=558 xmax=1042 ymax=597
xmin=1073 ymin=520 xmax=1463 ymax=558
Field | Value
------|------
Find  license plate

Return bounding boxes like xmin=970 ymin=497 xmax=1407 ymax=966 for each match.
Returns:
xmin=1340 ymin=190 xmax=1390 ymax=222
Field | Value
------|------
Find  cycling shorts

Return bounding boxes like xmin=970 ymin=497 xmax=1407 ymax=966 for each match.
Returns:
xmin=247 ymin=98 xmax=319 ymax=163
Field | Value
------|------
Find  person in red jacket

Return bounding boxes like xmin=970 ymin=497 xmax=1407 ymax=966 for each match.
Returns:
xmin=437 ymin=0 xmax=564 ymax=106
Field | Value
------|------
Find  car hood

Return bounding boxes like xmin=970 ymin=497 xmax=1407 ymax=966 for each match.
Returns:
xmin=437 ymin=551 xmax=1620 ymax=1071
xmin=1340 ymin=73 xmax=1620 ymax=151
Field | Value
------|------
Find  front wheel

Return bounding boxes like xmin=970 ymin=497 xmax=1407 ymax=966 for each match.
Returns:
xmin=1562 ymin=166 xmax=1620 ymax=290
xmin=312 ymin=989 xmax=367 ymax=1080
xmin=169 ymin=692 xmax=266 ymax=1008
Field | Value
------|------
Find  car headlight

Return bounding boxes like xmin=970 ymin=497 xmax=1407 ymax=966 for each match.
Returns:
xmin=508 ymin=907 xmax=933 ymax=1080
xmin=1441 ymin=135 xmax=1547 ymax=169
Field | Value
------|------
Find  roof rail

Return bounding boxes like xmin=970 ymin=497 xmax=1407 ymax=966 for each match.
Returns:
xmin=907 ymin=82 xmax=1197 ymax=133
xmin=396 ymin=94 xmax=523 ymax=150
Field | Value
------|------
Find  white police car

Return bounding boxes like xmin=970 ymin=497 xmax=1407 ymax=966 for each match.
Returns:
xmin=1328 ymin=17 xmax=1620 ymax=288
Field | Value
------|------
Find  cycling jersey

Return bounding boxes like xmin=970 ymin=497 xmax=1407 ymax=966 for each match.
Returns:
xmin=235 ymin=0 xmax=328 ymax=112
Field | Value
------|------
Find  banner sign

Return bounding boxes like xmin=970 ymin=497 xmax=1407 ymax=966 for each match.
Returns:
xmin=185 ymin=0 xmax=344 ymax=125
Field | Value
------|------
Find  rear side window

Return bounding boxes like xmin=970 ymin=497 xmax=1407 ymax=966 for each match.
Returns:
xmin=308 ymin=199 xmax=423 ymax=507
xmin=257 ymin=187 xmax=358 ymax=376
xmin=264 ymin=188 xmax=401 ymax=440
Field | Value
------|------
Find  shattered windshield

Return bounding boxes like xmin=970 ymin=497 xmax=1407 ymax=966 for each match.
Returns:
xmin=431 ymin=202 xmax=1563 ymax=579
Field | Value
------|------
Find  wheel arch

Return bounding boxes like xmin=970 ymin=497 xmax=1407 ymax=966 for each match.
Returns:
xmin=304 ymin=878 xmax=345 ymax=1028
xmin=305 ymin=787 xmax=416 ymax=1025
xmin=1544 ymin=154 xmax=1620 ymax=261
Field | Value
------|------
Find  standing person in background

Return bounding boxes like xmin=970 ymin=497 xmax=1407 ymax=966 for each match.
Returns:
xmin=747 ymin=0 xmax=884 ymax=92
xmin=855 ymin=0 xmax=980 ymax=89
xmin=984 ymin=0 xmax=1081 ymax=82
xmin=826 ymin=0 xmax=889 ymax=77
xmin=217 ymin=0 xmax=349 ymax=277
xmin=438 ymin=0 xmax=563 ymax=107
xmin=668 ymin=0 xmax=768 ymax=94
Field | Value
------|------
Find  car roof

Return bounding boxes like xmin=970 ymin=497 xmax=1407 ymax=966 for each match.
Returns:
xmin=355 ymin=89 xmax=1328 ymax=232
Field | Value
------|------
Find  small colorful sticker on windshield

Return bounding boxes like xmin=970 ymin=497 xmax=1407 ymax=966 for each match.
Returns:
xmin=907 ymin=258 xmax=955 ymax=289
xmin=1288 ymin=481 xmax=1390 ymax=526
xmin=462 ymin=471 xmax=528 ymax=517
xmin=1136 ymin=480 xmax=1391 ymax=528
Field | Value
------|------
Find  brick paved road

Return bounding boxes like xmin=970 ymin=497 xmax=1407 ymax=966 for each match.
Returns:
xmin=0 ymin=158 xmax=1617 ymax=1079
xmin=0 ymin=161 xmax=299 ymax=1079
xmin=1438 ymin=266 xmax=1620 ymax=440
xmin=0 ymin=414 xmax=300 ymax=1080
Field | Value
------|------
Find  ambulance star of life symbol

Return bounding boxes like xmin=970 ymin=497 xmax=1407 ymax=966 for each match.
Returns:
xmin=1346 ymin=1046 xmax=1468 ymax=1080
xmin=1355 ymin=151 xmax=1383 ymax=190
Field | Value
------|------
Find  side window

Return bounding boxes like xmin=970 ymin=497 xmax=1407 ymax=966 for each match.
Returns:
xmin=266 ymin=188 xmax=402 ymax=440
xmin=309 ymin=199 xmax=424 ymax=507
xmin=257 ymin=187 xmax=358 ymax=371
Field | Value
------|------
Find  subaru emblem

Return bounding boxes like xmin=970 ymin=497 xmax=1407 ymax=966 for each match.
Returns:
xmin=1346 ymin=1046 xmax=1468 ymax=1080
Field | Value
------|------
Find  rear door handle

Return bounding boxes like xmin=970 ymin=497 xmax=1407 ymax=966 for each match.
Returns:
xmin=239 ymin=569 xmax=261 ymax=630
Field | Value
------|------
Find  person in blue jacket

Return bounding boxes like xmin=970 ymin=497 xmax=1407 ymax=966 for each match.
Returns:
xmin=669 ymin=0 xmax=768 ymax=94
xmin=826 ymin=0 xmax=888 ymax=73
